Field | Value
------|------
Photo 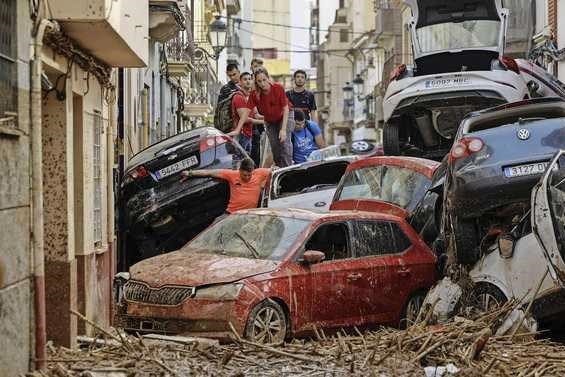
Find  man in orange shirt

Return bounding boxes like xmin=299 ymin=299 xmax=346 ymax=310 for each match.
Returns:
xmin=180 ymin=158 xmax=270 ymax=219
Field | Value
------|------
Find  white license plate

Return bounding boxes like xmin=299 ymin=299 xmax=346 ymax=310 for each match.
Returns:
xmin=504 ymin=162 xmax=551 ymax=178
xmin=424 ymin=77 xmax=472 ymax=89
xmin=155 ymin=155 xmax=198 ymax=180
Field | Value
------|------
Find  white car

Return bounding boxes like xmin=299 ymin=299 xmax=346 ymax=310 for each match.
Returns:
xmin=383 ymin=0 xmax=529 ymax=159
xmin=470 ymin=151 xmax=565 ymax=323
xmin=262 ymin=156 xmax=356 ymax=212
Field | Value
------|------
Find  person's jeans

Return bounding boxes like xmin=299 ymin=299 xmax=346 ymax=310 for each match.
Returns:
xmin=238 ymin=134 xmax=252 ymax=154
xmin=265 ymin=110 xmax=294 ymax=167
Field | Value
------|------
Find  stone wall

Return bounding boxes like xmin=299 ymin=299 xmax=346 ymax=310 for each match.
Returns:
xmin=0 ymin=0 xmax=34 ymax=374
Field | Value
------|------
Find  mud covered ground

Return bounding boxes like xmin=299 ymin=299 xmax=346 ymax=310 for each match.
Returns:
xmin=28 ymin=302 xmax=565 ymax=377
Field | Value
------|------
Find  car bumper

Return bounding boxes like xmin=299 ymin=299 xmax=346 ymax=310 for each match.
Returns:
xmin=450 ymin=162 xmax=549 ymax=218
xmin=115 ymin=298 xmax=250 ymax=340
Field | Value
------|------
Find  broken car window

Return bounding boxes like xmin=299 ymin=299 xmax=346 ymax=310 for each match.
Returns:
xmin=305 ymin=222 xmax=350 ymax=261
xmin=185 ymin=214 xmax=311 ymax=261
xmin=273 ymin=162 xmax=349 ymax=199
xmin=416 ymin=20 xmax=500 ymax=54
xmin=336 ymin=166 xmax=431 ymax=212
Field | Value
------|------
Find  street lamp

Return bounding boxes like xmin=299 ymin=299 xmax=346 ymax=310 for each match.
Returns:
xmin=352 ymin=74 xmax=364 ymax=95
xmin=208 ymin=15 xmax=227 ymax=57
xmin=342 ymin=82 xmax=354 ymax=102
xmin=194 ymin=15 xmax=227 ymax=77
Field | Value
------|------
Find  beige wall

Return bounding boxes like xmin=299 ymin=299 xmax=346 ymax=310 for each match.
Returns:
xmin=251 ymin=0 xmax=291 ymax=61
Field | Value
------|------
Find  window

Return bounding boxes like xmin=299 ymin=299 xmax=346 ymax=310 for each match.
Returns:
xmin=92 ymin=111 xmax=103 ymax=246
xmin=354 ymin=221 xmax=411 ymax=257
xmin=0 ymin=0 xmax=16 ymax=116
xmin=340 ymin=29 xmax=349 ymax=43
xmin=305 ymin=222 xmax=350 ymax=261
xmin=336 ymin=165 xmax=431 ymax=212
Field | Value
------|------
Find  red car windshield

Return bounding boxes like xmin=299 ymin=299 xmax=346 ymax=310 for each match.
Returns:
xmin=335 ymin=165 xmax=431 ymax=212
xmin=186 ymin=214 xmax=311 ymax=261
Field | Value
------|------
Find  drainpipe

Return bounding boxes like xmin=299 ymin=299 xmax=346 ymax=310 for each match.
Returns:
xmin=31 ymin=18 xmax=56 ymax=371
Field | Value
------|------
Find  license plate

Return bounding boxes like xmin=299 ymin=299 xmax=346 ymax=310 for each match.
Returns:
xmin=504 ymin=162 xmax=551 ymax=178
xmin=155 ymin=155 xmax=198 ymax=180
xmin=424 ymin=77 xmax=472 ymax=89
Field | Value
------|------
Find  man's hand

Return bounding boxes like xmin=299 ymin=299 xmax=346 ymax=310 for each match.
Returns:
xmin=279 ymin=129 xmax=286 ymax=143
xmin=180 ymin=170 xmax=192 ymax=182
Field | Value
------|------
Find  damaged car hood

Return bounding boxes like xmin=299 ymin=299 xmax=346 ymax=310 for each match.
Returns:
xmin=130 ymin=250 xmax=280 ymax=287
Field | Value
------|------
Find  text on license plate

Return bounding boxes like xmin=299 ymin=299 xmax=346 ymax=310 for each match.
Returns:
xmin=155 ymin=155 xmax=198 ymax=180
xmin=424 ymin=77 xmax=471 ymax=89
xmin=504 ymin=162 xmax=552 ymax=178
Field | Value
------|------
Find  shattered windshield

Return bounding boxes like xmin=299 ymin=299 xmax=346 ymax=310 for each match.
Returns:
xmin=336 ymin=166 xmax=431 ymax=212
xmin=185 ymin=214 xmax=311 ymax=260
xmin=416 ymin=20 xmax=500 ymax=54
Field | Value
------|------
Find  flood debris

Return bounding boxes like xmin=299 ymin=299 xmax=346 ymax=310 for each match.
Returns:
xmin=27 ymin=302 xmax=565 ymax=377
xmin=421 ymin=277 xmax=463 ymax=324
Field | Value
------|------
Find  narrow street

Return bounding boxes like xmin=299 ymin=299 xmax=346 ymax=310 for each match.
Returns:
xmin=2 ymin=0 xmax=565 ymax=376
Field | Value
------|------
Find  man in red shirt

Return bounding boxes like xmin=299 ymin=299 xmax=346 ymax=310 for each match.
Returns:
xmin=249 ymin=67 xmax=294 ymax=167
xmin=180 ymin=158 xmax=270 ymax=219
xmin=228 ymin=72 xmax=264 ymax=154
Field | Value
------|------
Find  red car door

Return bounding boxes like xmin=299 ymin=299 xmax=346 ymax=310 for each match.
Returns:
xmin=300 ymin=221 xmax=361 ymax=329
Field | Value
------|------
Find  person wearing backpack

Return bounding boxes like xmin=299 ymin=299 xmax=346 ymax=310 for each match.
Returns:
xmin=228 ymin=72 xmax=264 ymax=153
xmin=214 ymin=63 xmax=241 ymax=133
xmin=291 ymin=109 xmax=325 ymax=164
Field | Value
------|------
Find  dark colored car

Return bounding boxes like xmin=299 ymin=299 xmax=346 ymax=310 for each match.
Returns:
xmin=444 ymin=97 xmax=565 ymax=264
xmin=119 ymin=127 xmax=248 ymax=269
xmin=115 ymin=209 xmax=437 ymax=342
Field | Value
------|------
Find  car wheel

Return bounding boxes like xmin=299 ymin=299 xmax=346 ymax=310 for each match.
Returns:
xmin=472 ymin=283 xmax=507 ymax=312
xmin=400 ymin=291 xmax=426 ymax=329
xmin=244 ymin=300 xmax=288 ymax=344
xmin=383 ymin=122 xmax=401 ymax=156
xmin=451 ymin=215 xmax=480 ymax=266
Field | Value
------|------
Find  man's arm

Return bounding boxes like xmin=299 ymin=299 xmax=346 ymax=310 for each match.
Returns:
xmin=250 ymin=117 xmax=265 ymax=125
xmin=180 ymin=169 xmax=223 ymax=181
xmin=279 ymin=105 xmax=289 ymax=143
xmin=310 ymin=109 xmax=319 ymax=124
xmin=314 ymin=134 xmax=325 ymax=148
xmin=228 ymin=107 xmax=250 ymax=136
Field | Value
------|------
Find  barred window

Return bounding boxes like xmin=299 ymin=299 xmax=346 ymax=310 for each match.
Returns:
xmin=92 ymin=111 xmax=103 ymax=246
xmin=0 ymin=0 xmax=17 ymax=116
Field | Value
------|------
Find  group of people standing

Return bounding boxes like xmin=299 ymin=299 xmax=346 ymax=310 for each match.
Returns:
xmin=218 ymin=58 xmax=325 ymax=168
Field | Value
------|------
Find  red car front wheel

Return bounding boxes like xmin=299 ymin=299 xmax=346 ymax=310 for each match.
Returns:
xmin=244 ymin=300 xmax=288 ymax=344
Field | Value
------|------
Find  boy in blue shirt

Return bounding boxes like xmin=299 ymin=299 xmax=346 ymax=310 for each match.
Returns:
xmin=291 ymin=110 xmax=325 ymax=163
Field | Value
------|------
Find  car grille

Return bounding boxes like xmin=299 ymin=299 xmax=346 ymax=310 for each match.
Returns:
xmin=124 ymin=280 xmax=195 ymax=306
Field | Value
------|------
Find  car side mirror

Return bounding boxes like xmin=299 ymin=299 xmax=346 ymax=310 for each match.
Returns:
xmin=301 ymin=250 xmax=325 ymax=265
xmin=498 ymin=234 xmax=515 ymax=259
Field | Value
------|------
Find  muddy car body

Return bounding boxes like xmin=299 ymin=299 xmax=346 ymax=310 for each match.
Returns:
xmin=331 ymin=156 xmax=441 ymax=246
xmin=444 ymin=97 xmax=565 ymax=264
xmin=263 ymin=156 xmax=356 ymax=212
xmin=119 ymin=127 xmax=248 ymax=269
xmin=115 ymin=209 xmax=437 ymax=342
xmin=470 ymin=151 xmax=565 ymax=323
xmin=383 ymin=0 xmax=529 ymax=159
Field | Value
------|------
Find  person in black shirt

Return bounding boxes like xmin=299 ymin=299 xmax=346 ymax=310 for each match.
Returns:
xmin=218 ymin=63 xmax=241 ymax=102
xmin=286 ymin=69 xmax=318 ymax=123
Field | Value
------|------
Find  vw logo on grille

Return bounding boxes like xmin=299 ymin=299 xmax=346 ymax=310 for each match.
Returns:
xmin=517 ymin=129 xmax=530 ymax=141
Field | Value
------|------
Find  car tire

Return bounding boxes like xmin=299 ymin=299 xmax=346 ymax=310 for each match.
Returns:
xmin=244 ymin=300 xmax=288 ymax=344
xmin=383 ymin=122 xmax=401 ymax=156
xmin=472 ymin=283 xmax=507 ymax=312
xmin=400 ymin=291 xmax=426 ymax=329
xmin=451 ymin=215 xmax=480 ymax=266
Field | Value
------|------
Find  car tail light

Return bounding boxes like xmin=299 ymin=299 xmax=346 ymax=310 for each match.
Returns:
xmin=200 ymin=135 xmax=231 ymax=152
xmin=128 ymin=165 xmax=149 ymax=180
xmin=389 ymin=64 xmax=407 ymax=81
xmin=449 ymin=137 xmax=484 ymax=163
xmin=499 ymin=56 xmax=520 ymax=74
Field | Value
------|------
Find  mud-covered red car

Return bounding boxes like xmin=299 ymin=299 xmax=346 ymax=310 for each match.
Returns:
xmin=330 ymin=156 xmax=441 ymax=247
xmin=115 ymin=208 xmax=437 ymax=343
xmin=119 ymin=127 xmax=248 ymax=269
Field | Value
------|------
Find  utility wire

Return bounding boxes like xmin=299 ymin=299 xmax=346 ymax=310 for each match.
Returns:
xmin=221 ymin=15 xmax=367 ymax=35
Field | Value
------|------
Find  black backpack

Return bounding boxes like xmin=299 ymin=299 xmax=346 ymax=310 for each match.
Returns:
xmin=214 ymin=85 xmax=239 ymax=133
